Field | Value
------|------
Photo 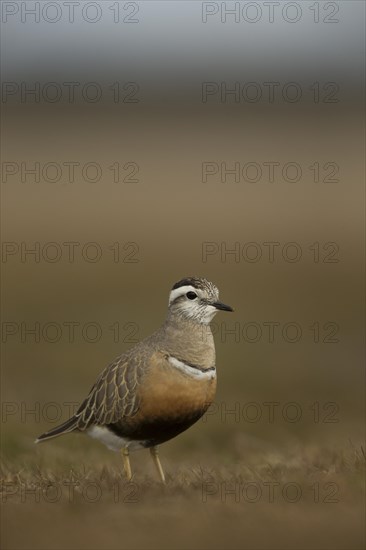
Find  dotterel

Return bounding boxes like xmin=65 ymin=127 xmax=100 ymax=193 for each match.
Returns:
xmin=36 ymin=277 xmax=233 ymax=483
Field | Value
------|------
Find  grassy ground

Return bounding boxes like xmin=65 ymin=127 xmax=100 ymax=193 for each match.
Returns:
xmin=1 ymin=440 xmax=364 ymax=550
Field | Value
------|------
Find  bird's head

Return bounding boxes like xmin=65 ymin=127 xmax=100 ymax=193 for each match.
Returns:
xmin=168 ymin=277 xmax=233 ymax=325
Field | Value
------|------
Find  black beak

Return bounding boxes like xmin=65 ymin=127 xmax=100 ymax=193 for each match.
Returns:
xmin=213 ymin=301 xmax=234 ymax=312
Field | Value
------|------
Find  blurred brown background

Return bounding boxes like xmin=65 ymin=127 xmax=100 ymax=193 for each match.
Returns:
xmin=1 ymin=1 xmax=364 ymax=549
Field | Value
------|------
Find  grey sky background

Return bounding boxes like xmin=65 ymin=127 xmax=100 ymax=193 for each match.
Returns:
xmin=1 ymin=1 xmax=364 ymax=91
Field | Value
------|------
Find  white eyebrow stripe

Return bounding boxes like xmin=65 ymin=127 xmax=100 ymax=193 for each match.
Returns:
xmin=168 ymin=356 xmax=216 ymax=380
xmin=168 ymin=285 xmax=198 ymax=305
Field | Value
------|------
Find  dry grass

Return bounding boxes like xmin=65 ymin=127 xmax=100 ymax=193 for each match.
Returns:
xmin=1 ymin=442 xmax=365 ymax=550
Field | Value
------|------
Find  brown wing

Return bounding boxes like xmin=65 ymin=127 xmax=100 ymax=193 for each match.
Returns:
xmin=74 ymin=351 xmax=144 ymax=430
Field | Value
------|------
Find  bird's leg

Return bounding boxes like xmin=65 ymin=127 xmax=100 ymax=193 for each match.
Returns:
xmin=121 ymin=447 xmax=132 ymax=481
xmin=150 ymin=446 xmax=166 ymax=484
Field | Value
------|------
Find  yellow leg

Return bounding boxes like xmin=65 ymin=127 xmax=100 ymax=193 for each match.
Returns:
xmin=150 ymin=446 xmax=166 ymax=484
xmin=121 ymin=447 xmax=132 ymax=481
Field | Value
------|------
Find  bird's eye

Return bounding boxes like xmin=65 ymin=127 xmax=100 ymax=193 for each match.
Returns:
xmin=186 ymin=291 xmax=197 ymax=300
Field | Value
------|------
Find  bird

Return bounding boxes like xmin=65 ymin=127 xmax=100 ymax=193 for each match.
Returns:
xmin=35 ymin=277 xmax=233 ymax=483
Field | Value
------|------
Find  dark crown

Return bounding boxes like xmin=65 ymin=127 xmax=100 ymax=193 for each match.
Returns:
xmin=172 ymin=277 xmax=210 ymax=291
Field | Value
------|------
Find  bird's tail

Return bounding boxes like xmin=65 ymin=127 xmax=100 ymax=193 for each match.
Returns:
xmin=35 ymin=416 xmax=78 ymax=443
